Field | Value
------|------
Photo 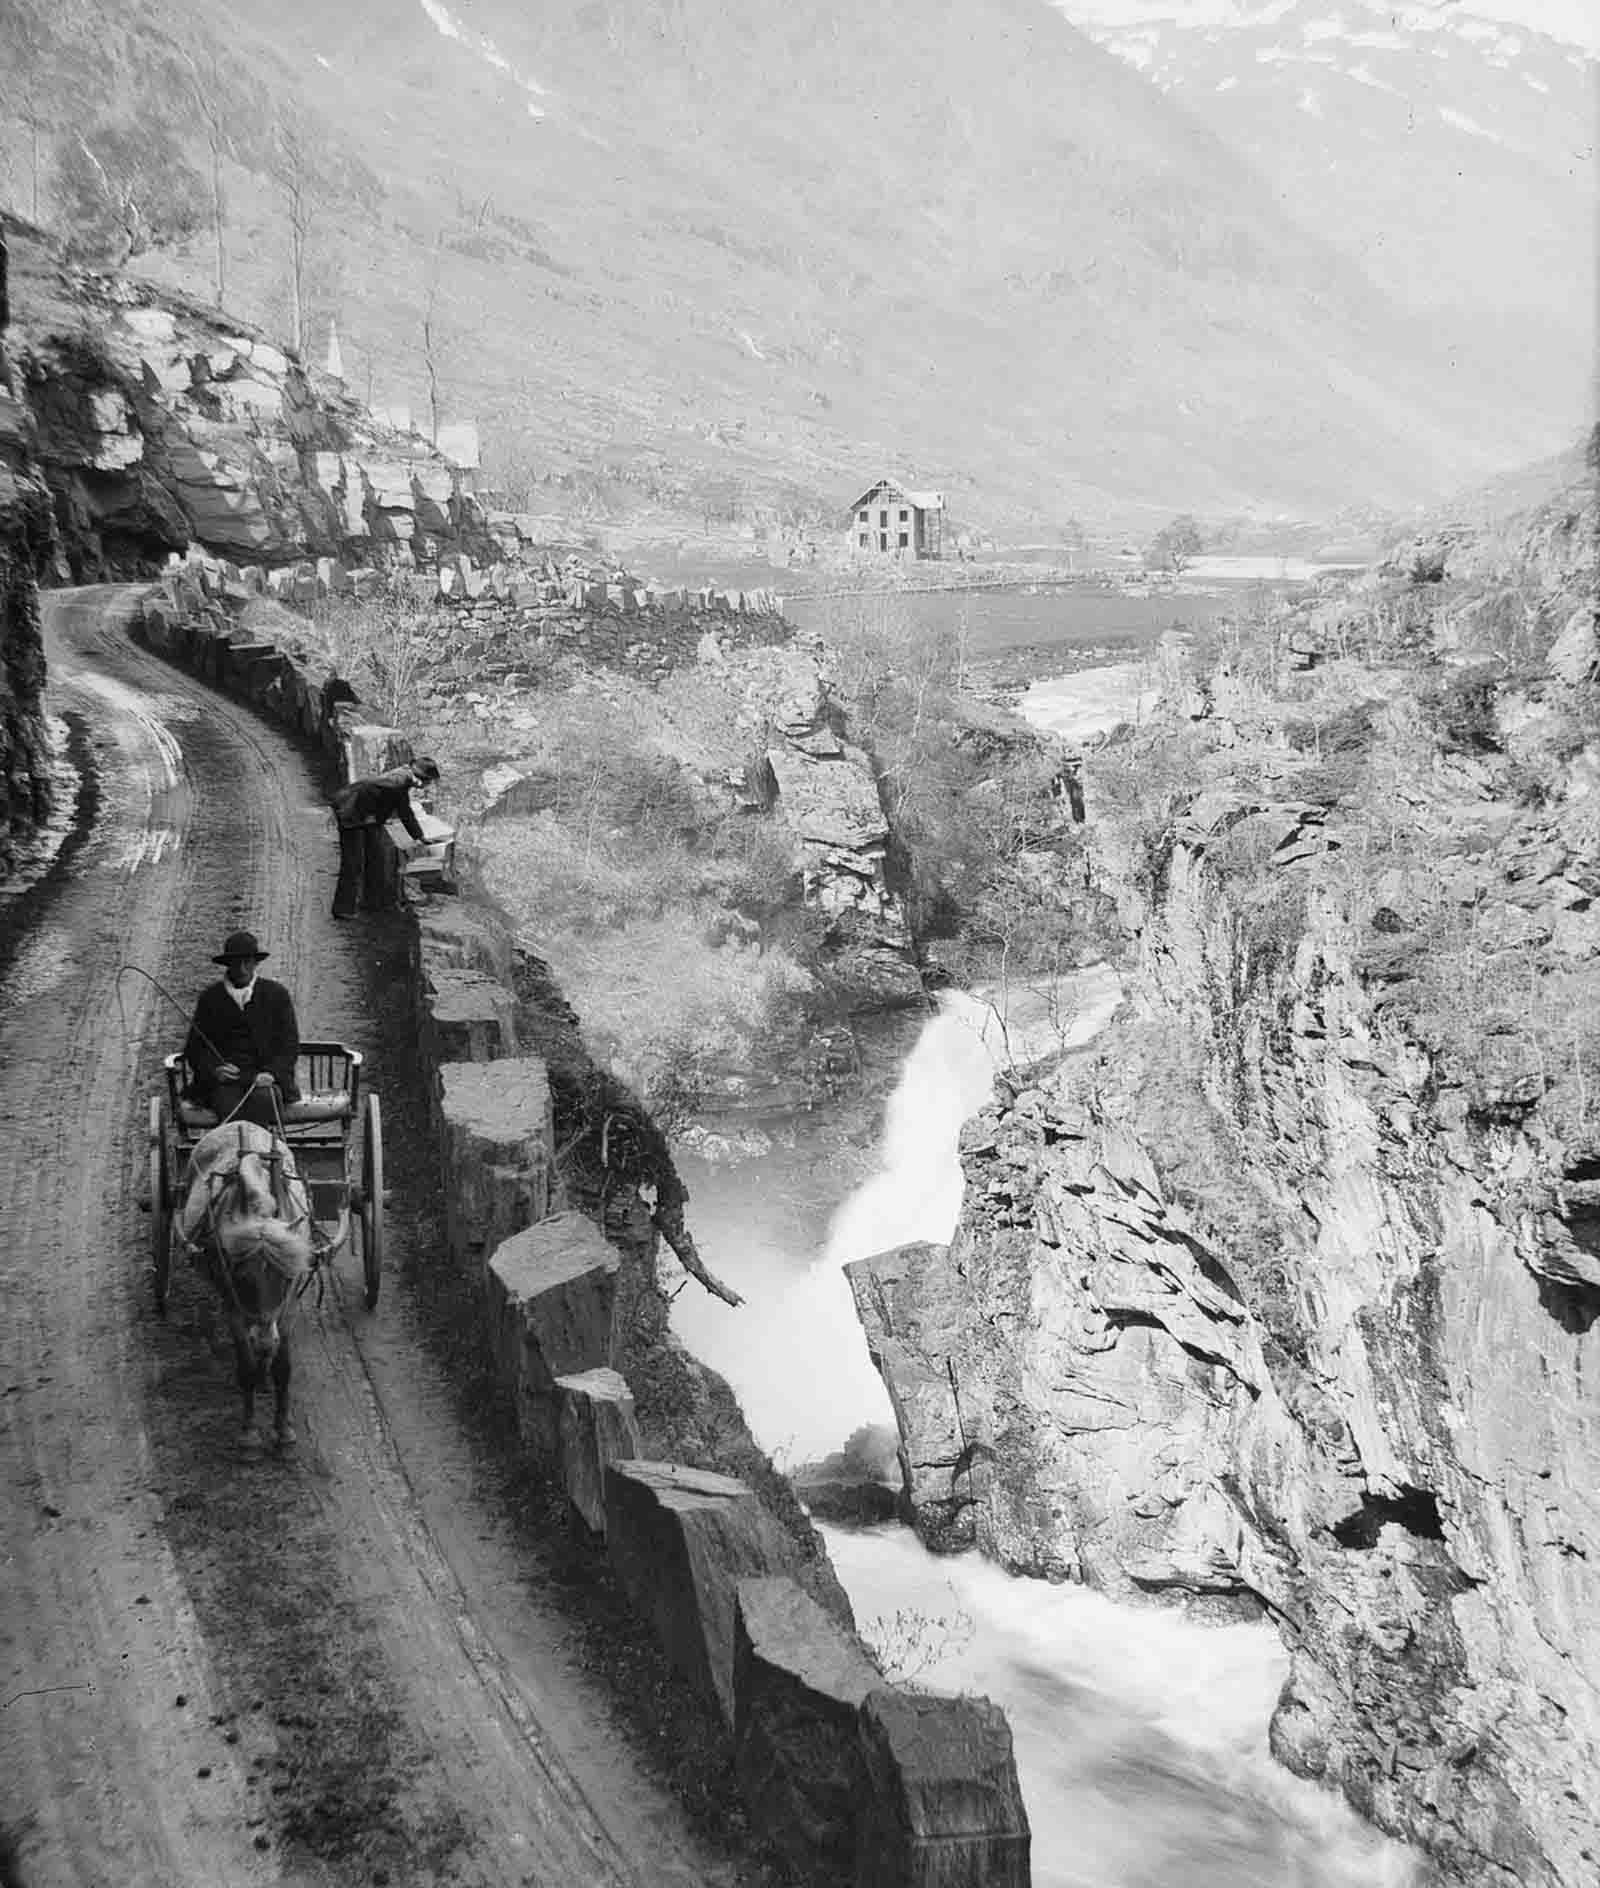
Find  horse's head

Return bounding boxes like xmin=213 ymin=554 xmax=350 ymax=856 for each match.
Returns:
xmin=216 ymin=1214 xmax=314 ymax=1378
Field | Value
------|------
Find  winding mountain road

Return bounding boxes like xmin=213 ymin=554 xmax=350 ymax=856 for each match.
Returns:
xmin=0 ymin=588 xmax=738 ymax=1887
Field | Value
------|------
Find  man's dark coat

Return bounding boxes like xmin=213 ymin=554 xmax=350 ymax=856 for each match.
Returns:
xmin=184 ymin=977 xmax=301 ymax=1103
xmin=333 ymin=769 xmax=425 ymax=841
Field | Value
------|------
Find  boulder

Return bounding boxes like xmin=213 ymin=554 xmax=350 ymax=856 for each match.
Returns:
xmin=854 ymin=1688 xmax=1030 ymax=1887
xmin=605 ymin=1461 xmax=812 ymax=1724
xmin=486 ymin=1214 xmax=619 ymax=1456
xmin=733 ymin=1576 xmax=881 ymax=1878
xmin=846 ymin=1243 xmax=979 ymax=1550
xmin=555 ymin=1367 xmax=640 ymax=1532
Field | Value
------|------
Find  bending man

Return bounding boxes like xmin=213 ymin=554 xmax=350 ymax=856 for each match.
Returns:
xmin=185 ymin=930 xmax=301 ymax=1128
xmin=331 ymin=755 xmax=441 ymax=920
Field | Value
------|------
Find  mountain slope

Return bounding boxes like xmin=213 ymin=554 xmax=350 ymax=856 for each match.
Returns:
xmin=1054 ymin=0 xmax=1597 ymax=432
xmin=0 ymin=0 xmax=1578 ymax=531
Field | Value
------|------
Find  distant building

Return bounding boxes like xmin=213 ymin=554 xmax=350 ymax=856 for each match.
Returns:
xmin=845 ymin=477 xmax=944 ymax=559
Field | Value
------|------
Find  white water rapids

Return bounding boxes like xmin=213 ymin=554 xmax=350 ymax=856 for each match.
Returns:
xmin=671 ymin=977 xmax=1416 ymax=1886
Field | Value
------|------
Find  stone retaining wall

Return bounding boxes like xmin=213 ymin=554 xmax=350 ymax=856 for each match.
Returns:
xmin=167 ymin=541 xmax=786 ymax=622
xmin=132 ymin=570 xmax=1031 ymax=1885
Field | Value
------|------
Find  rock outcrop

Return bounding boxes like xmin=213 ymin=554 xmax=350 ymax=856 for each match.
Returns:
xmin=728 ymin=642 xmax=922 ymax=1009
xmin=853 ymin=485 xmax=1600 ymax=1886
xmin=0 ymin=227 xmax=56 ymax=878
xmin=4 ymin=217 xmax=492 ymax=577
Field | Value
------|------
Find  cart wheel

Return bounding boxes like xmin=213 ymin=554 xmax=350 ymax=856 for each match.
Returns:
xmin=149 ymin=1095 xmax=173 ymax=1314
xmin=360 ymin=1091 xmax=383 ymax=1311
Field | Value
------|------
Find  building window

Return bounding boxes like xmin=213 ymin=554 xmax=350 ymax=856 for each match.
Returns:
xmin=879 ymin=509 xmax=888 ymax=527
xmin=879 ymin=532 xmax=888 ymax=550
xmin=858 ymin=509 xmax=868 ymax=523
xmin=898 ymin=531 xmax=909 ymax=548
xmin=900 ymin=509 xmax=908 ymax=522
xmin=859 ymin=532 xmax=869 ymax=548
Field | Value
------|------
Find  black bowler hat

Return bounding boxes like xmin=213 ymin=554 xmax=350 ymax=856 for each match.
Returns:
xmin=411 ymin=755 xmax=441 ymax=782
xmin=213 ymin=929 xmax=269 ymax=965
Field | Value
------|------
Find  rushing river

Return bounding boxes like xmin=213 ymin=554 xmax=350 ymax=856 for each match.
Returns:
xmin=671 ymin=981 xmax=1416 ymax=1887
xmin=669 ymin=653 xmax=1415 ymax=1885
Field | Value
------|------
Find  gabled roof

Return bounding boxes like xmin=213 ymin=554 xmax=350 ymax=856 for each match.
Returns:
xmin=845 ymin=475 xmax=945 ymax=513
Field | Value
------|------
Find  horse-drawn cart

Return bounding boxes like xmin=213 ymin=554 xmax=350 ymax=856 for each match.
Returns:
xmin=148 ymin=1041 xmax=383 ymax=1314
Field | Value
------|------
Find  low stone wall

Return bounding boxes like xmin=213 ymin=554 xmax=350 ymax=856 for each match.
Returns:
xmin=131 ymin=571 xmax=1031 ymax=1885
xmin=167 ymin=541 xmax=786 ymax=624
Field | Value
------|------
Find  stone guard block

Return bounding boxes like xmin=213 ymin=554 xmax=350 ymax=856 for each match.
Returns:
xmin=855 ymin=1688 xmax=1030 ymax=1887
xmin=734 ymin=1576 xmax=881 ymax=1878
xmin=487 ymin=1214 xmax=619 ymax=1457
xmin=438 ymin=1058 xmax=553 ymax=1278
xmin=606 ymin=1461 xmax=810 ymax=1725
xmin=423 ymin=967 xmax=518 ymax=1065
xmin=554 ymin=1367 xmax=640 ymax=1532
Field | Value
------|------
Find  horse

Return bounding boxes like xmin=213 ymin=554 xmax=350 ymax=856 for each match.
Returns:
xmin=176 ymin=1120 xmax=316 ymax=1445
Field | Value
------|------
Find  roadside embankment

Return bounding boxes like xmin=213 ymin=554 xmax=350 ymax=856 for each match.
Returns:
xmin=0 ymin=235 xmax=57 ymax=879
xmin=133 ymin=554 xmax=1035 ymax=1886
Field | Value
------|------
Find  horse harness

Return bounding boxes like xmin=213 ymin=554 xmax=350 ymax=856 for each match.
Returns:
xmin=186 ymin=1133 xmax=327 ymax=1317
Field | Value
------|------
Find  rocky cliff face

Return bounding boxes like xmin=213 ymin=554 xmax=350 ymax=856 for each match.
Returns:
xmin=850 ymin=479 xmax=1600 ymax=1886
xmin=3 ymin=217 xmax=495 ymax=579
xmin=0 ymin=232 xmax=57 ymax=878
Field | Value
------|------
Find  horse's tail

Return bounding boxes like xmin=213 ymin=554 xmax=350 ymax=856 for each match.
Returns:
xmin=217 ymin=1214 xmax=314 ymax=1281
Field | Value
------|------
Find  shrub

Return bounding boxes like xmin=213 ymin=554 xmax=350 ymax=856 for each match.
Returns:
xmin=1421 ymin=665 xmax=1501 ymax=755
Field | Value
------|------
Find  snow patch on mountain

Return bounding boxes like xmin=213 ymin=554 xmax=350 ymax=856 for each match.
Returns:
xmin=1439 ymin=104 xmax=1509 ymax=145
xmin=1345 ymin=61 xmax=1401 ymax=94
xmin=415 ymin=0 xmax=550 ymax=114
xmin=1052 ymin=1 xmax=1599 ymax=60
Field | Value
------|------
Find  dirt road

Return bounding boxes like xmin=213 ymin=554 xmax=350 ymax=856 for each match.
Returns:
xmin=0 ymin=588 xmax=747 ymax=1887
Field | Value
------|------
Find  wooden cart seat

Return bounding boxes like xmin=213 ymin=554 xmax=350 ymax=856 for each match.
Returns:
xmin=176 ymin=1091 xmax=355 ymax=1131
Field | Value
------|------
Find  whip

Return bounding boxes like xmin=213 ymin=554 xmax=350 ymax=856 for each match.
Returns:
xmin=115 ymin=961 xmax=227 ymax=1066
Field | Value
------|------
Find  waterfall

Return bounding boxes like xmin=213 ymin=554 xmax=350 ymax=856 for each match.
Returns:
xmin=671 ymin=970 xmax=1123 ymax=1467
xmin=822 ymin=991 xmax=1004 ymax=1267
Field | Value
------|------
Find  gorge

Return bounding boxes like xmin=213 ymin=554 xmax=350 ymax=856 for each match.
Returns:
xmin=818 ymin=490 xmax=1599 ymax=1886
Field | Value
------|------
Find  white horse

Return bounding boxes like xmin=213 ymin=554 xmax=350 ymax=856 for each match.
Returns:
xmin=178 ymin=1121 xmax=315 ymax=1443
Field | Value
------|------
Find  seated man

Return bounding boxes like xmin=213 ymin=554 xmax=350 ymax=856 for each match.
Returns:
xmin=184 ymin=930 xmax=301 ymax=1128
xmin=331 ymin=754 xmax=442 ymax=920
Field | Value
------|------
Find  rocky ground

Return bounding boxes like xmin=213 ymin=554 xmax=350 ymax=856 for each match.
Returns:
xmin=848 ymin=470 xmax=1600 ymax=1886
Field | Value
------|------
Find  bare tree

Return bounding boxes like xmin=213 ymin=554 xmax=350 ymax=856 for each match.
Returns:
xmin=421 ymin=278 xmax=444 ymax=444
xmin=52 ymin=114 xmax=204 ymax=266
xmin=269 ymin=107 xmax=322 ymax=357
xmin=417 ymin=238 xmax=481 ymax=447
xmin=182 ymin=48 xmax=233 ymax=307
